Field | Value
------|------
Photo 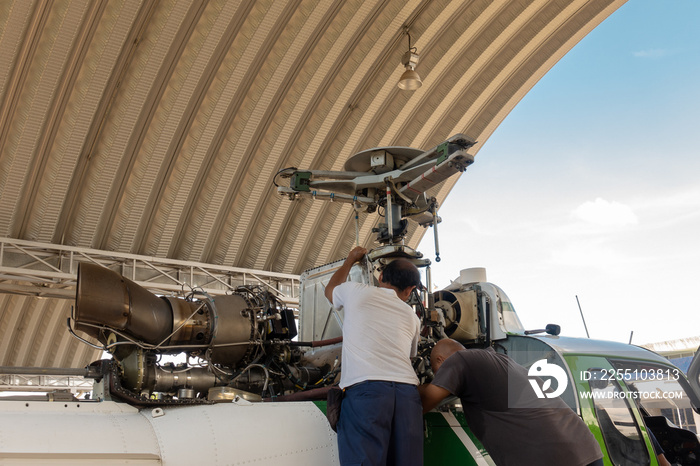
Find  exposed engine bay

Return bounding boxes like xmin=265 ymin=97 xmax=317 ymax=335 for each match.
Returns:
xmin=67 ymin=135 xmax=526 ymax=405
xmin=69 ymin=248 xmax=525 ymax=406
xmin=72 ymin=262 xmax=325 ymax=405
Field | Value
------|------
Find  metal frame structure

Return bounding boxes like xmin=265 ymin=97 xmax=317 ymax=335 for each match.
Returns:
xmin=0 ymin=237 xmax=300 ymax=305
xmin=0 ymin=371 xmax=93 ymax=396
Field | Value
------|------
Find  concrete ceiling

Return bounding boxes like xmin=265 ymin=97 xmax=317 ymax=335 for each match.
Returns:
xmin=0 ymin=0 xmax=625 ymax=369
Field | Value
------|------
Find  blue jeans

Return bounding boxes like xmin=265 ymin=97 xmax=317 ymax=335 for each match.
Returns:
xmin=337 ymin=381 xmax=423 ymax=466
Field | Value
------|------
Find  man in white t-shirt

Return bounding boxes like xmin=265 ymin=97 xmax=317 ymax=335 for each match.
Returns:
xmin=325 ymin=246 xmax=423 ymax=466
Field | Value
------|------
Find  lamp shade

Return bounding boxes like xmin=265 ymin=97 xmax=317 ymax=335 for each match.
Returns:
xmin=398 ymin=68 xmax=422 ymax=90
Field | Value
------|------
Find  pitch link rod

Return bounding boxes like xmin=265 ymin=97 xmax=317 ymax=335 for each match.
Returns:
xmin=432 ymin=205 xmax=441 ymax=262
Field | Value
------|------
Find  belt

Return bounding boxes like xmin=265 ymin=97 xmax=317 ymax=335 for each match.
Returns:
xmin=345 ymin=380 xmax=416 ymax=390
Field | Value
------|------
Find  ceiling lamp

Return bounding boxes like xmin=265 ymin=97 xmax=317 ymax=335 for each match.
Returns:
xmin=398 ymin=30 xmax=422 ymax=91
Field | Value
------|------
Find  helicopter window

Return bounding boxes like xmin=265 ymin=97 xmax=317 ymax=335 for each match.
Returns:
xmin=607 ymin=360 xmax=700 ymax=465
xmin=608 ymin=360 xmax=699 ymax=435
xmin=499 ymin=300 xmax=524 ymax=334
xmin=588 ymin=369 xmax=650 ymax=466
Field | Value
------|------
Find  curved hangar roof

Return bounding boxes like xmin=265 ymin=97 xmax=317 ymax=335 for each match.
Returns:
xmin=0 ymin=0 xmax=625 ymax=369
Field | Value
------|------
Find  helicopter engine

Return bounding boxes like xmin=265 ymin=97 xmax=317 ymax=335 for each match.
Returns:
xmin=72 ymin=263 xmax=330 ymax=404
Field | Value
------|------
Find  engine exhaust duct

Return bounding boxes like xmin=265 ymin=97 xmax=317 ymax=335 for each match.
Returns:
xmin=74 ymin=263 xmax=254 ymax=365
xmin=75 ymin=262 xmax=177 ymax=344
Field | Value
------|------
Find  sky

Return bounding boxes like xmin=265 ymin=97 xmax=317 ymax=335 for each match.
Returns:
xmin=419 ymin=0 xmax=700 ymax=346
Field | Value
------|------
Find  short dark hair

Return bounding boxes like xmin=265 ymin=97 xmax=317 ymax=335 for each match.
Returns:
xmin=381 ymin=258 xmax=421 ymax=291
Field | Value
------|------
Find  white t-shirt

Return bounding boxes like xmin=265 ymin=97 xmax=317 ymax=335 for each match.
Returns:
xmin=333 ymin=281 xmax=421 ymax=388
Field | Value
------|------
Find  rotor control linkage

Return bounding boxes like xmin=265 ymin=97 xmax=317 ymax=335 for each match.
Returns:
xmin=276 ymin=134 xmax=476 ymax=245
xmin=432 ymin=204 xmax=441 ymax=262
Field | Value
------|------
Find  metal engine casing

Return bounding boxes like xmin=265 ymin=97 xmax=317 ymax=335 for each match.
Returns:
xmin=75 ymin=263 xmax=257 ymax=368
xmin=433 ymin=289 xmax=480 ymax=341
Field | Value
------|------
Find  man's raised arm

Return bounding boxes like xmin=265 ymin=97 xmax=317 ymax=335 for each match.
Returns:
xmin=324 ymin=246 xmax=367 ymax=304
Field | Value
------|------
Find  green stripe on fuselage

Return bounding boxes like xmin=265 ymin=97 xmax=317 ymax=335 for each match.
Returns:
xmin=424 ymin=410 xmax=486 ymax=466
xmin=313 ymin=401 xmax=491 ymax=465
xmin=312 ymin=400 xmax=327 ymax=415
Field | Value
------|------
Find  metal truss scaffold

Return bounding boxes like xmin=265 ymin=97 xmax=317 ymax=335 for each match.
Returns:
xmin=0 ymin=237 xmax=300 ymax=305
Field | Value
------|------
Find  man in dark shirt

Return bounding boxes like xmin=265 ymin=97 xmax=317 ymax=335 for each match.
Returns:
xmin=419 ymin=338 xmax=604 ymax=466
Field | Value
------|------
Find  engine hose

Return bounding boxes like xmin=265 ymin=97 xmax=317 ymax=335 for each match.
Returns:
xmin=289 ymin=336 xmax=343 ymax=348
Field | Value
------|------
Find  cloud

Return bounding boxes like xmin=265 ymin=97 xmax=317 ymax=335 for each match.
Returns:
xmin=632 ymin=48 xmax=673 ymax=59
xmin=572 ymin=198 xmax=638 ymax=227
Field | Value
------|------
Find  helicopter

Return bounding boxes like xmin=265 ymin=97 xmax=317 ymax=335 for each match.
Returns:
xmin=1 ymin=135 xmax=699 ymax=465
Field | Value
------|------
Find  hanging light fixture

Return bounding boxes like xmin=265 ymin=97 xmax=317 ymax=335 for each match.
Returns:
xmin=398 ymin=29 xmax=422 ymax=91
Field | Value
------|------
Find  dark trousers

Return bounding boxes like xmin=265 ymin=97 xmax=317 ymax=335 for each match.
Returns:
xmin=337 ymin=381 xmax=423 ymax=466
